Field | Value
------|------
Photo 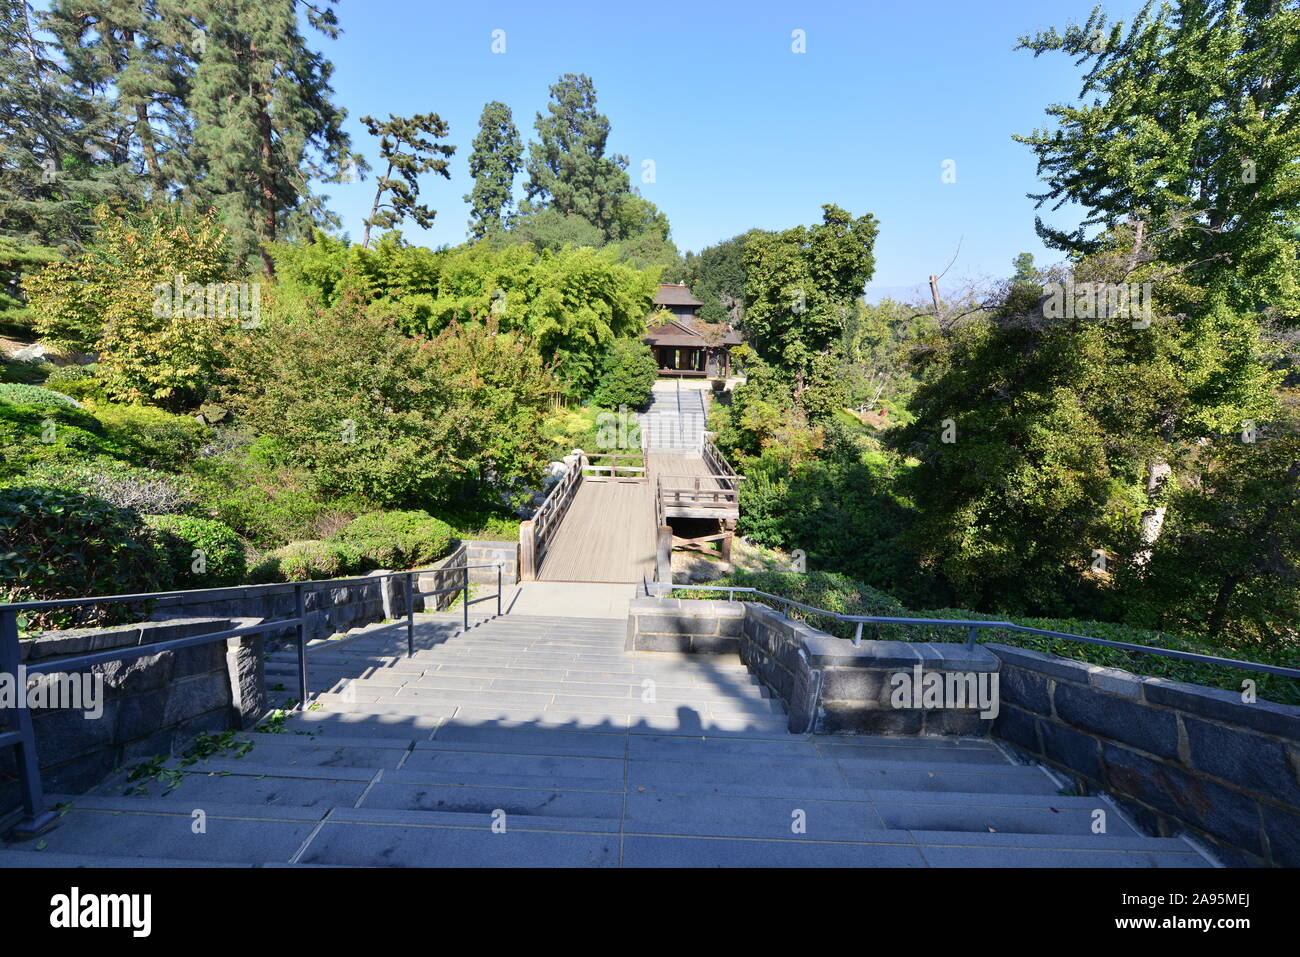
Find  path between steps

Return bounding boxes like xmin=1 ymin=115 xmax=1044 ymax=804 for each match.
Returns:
xmin=0 ymin=612 xmax=1215 ymax=868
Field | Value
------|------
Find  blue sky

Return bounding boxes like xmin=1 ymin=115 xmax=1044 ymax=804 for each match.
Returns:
xmin=318 ymin=0 xmax=1146 ymax=300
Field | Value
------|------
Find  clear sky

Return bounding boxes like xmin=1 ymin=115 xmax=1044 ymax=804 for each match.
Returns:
xmin=316 ymin=0 xmax=1145 ymax=300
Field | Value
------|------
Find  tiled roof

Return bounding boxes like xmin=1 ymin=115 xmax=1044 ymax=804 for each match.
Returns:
xmin=653 ymin=283 xmax=704 ymax=308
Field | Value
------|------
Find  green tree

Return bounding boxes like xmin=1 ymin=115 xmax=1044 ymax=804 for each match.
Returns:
xmin=523 ymin=73 xmax=632 ymax=241
xmin=1015 ymin=0 xmax=1300 ymax=316
xmin=742 ymin=204 xmax=879 ymax=389
xmin=465 ymin=100 xmax=522 ymax=239
xmin=592 ymin=339 xmax=657 ymax=410
xmin=360 ymin=111 xmax=455 ymax=247
xmin=186 ymin=0 xmax=363 ymax=273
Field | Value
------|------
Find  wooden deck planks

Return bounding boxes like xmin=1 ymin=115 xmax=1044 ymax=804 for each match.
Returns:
xmin=536 ymin=479 xmax=656 ymax=583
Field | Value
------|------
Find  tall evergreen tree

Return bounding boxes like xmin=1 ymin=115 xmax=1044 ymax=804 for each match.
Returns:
xmin=465 ymin=100 xmax=521 ymax=240
xmin=360 ymin=112 xmax=454 ymax=247
xmin=186 ymin=0 xmax=362 ymax=273
xmin=0 ymin=0 xmax=133 ymax=248
xmin=523 ymin=74 xmax=631 ymax=241
xmin=42 ymin=0 xmax=194 ymax=199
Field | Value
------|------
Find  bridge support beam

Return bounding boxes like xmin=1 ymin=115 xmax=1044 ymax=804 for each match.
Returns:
xmin=519 ymin=519 xmax=537 ymax=581
xmin=656 ymin=524 xmax=673 ymax=584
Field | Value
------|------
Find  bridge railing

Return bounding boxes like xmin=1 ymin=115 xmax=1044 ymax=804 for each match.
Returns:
xmin=520 ymin=454 xmax=584 ymax=578
xmin=1 ymin=562 xmax=506 ymax=837
xmin=649 ymin=580 xmax=1300 ymax=680
xmin=582 ymin=451 xmax=647 ymax=483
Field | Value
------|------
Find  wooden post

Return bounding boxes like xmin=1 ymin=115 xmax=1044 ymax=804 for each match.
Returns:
xmin=656 ymin=524 xmax=673 ymax=584
xmin=720 ymin=519 xmax=735 ymax=563
xmin=519 ymin=519 xmax=537 ymax=581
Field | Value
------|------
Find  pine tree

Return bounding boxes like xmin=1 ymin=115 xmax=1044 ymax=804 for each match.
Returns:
xmin=0 ymin=0 xmax=133 ymax=248
xmin=186 ymin=0 xmax=362 ymax=273
xmin=360 ymin=112 xmax=454 ymax=247
xmin=465 ymin=101 xmax=521 ymax=240
xmin=523 ymin=74 xmax=631 ymax=241
xmin=42 ymin=0 xmax=195 ymax=199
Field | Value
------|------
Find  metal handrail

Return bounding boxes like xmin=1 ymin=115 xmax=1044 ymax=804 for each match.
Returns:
xmin=0 ymin=561 xmax=507 ymax=837
xmin=662 ymin=583 xmax=1300 ymax=681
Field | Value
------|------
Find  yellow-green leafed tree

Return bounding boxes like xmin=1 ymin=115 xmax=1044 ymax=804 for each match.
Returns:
xmin=25 ymin=205 xmax=240 ymax=409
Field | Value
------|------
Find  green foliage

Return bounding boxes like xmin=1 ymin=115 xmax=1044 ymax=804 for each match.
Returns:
xmin=743 ymin=204 xmax=880 ymax=382
xmin=1015 ymin=0 xmax=1300 ymax=315
xmin=0 ymin=355 xmax=56 ymax=385
xmin=333 ymin=510 xmax=455 ymax=568
xmin=0 ymin=484 xmax=169 ymax=628
xmin=438 ymin=503 xmax=522 ymax=541
xmin=680 ymin=230 xmax=765 ymax=324
xmin=24 ymin=205 xmax=239 ymax=407
xmin=145 ymin=514 xmax=247 ymax=588
xmin=42 ymin=364 xmax=106 ymax=401
xmin=465 ymin=101 xmax=523 ymax=239
xmin=0 ymin=383 xmax=79 ymax=408
xmin=523 ymin=73 xmax=632 ymax=241
xmin=360 ymin=111 xmax=455 ymax=246
xmin=410 ymin=241 xmax=658 ymax=396
xmin=592 ymin=339 xmax=657 ymax=410
xmin=92 ymin=402 xmax=207 ymax=470
xmin=0 ymin=402 xmax=117 ymax=477
xmin=0 ymin=237 xmax=61 ymax=334
xmin=20 ymin=456 xmax=193 ymax=514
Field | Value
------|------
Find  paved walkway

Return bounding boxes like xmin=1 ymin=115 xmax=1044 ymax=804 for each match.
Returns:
xmin=0 ymin=612 xmax=1213 ymax=868
xmin=503 ymin=582 xmax=637 ymax=619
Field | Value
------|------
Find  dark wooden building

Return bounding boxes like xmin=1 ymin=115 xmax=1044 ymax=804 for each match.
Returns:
xmin=643 ymin=283 xmax=743 ymax=378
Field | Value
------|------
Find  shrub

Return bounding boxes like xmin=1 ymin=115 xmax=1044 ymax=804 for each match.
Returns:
xmin=0 ymin=355 xmax=56 ymax=384
xmin=0 ymin=383 xmax=80 ymax=408
xmin=145 ymin=515 xmax=247 ymax=588
xmin=592 ymin=339 xmax=658 ymax=410
xmin=333 ymin=510 xmax=455 ymax=568
xmin=92 ymin=403 xmax=207 ymax=469
xmin=0 ymin=403 xmax=118 ymax=478
xmin=252 ymin=540 xmax=366 ymax=583
xmin=43 ymin=364 xmax=106 ymax=402
xmin=679 ymin=569 xmax=906 ymax=637
xmin=0 ymin=485 xmax=171 ymax=628
xmin=20 ymin=457 xmax=193 ymax=513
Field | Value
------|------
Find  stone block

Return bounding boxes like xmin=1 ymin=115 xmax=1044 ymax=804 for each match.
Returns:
xmin=1039 ymin=720 xmax=1103 ymax=782
xmin=992 ymin=704 xmax=1041 ymax=754
xmin=163 ymin=673 xmax=230 ymax=725
xmin=999 ymin=664 xmax=1053 ymax=716
xmin=1183 ymin=717 xmax=1300 ymax=806
xmin=922 ymin=709 xmax=993 ymax=737
xmin=113 ymin=690 xmax=168 ymax=743
xmin=1261 ymin=802 xmax=1300 ymax=867
xmin=1100 ymin=742 xmax=1264 ymax=857
xmin=226 ymin=633 xmax=266 ymax=730
xmin=1053 ymin=680 xmax=1180 ymax=760
xmin=1141 ymin=677 xmax=1300 ymax=740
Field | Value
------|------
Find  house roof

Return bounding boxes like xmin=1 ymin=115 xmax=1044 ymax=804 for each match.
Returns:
xmin=644 ymin=319 xmax=743 ymax=348
xmin=653 ymin=283 xmax=704 ymax=308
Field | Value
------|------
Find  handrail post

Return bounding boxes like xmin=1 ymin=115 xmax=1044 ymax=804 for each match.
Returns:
xmin=294 ymin=582 xmax=308 ymax=710
xmin=406 ymin=572 xmax=415 ymax=658
xmin=462 ymin=566 xmax=469 ymax=632
xmin=965 ymin=625 xmax=979 ymax=649
xmin=1 ymin=607 xmax=57 ymax=837
xmin=853 ymin=621 xmax=864 ymax=648
xmin=496 ymin=561 xmax=503 ymax=617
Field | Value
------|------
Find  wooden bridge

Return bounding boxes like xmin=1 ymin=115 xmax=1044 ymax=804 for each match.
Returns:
xmin=520 ymin=439 xmax=742 ymax=584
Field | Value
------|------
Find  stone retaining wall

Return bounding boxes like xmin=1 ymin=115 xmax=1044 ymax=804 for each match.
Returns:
xmin=626 ymin=598 xmax=1000 ymax=736
xmin=1 ymin=617 xmax=265 ymax=821
xmin=989 ymin=643 xmax=1300 ymax=867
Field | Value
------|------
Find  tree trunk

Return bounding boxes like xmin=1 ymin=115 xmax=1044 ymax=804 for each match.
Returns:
xmin=1133 ymin=458 xmax=1171 ymax=571
xmin=362 ymin=161 xmax=393 ymax=248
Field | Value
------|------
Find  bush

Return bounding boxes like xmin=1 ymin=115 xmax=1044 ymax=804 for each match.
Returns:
xmin=592 ymin=339 xmax=658 ymax=410
xmin=333 ymin=510 xmax=455 ymax=568
xmin=0 ymin=403 xmax=119 ymax=478
xmin=145 ymin=515 xmax=247 ymax=588
xmin=250 ymin=540 xmax=367 ymax=583
xmin=0 ymin=383 xmax=80 ymax=409
xmin=0 ymin=355 xmax=56 ymax=384
xmin=20 ymin=457 xmax=193 ymax=513
xmin=0 ymin=484 xmax=171 ymax=628
xmin=679 ymin=569 xmax=906 ymax=637
xmin=43 ymin=364 xmax=106 ymax=402
xmin=92 ymin=402 xmax=207 ymax=469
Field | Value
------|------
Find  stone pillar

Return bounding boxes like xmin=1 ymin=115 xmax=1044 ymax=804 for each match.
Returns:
xmin=225 ymin=632 xmax=266 ymax=729
xmin=656 ymin=524 xmax=673 ymax=584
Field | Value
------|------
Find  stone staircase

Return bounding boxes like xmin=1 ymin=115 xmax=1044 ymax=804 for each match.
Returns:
xmin=639 ymin=388 xmax=708 ymax=451
xmin=0 ymin=612 xmax=1214 ymax=867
